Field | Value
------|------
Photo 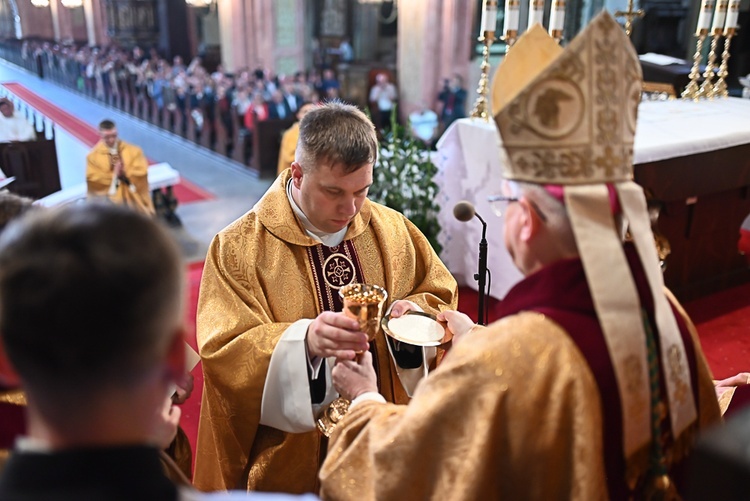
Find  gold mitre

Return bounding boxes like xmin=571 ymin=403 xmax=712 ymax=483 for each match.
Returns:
xmin=491 ymin=12 xmax=642 ymax=185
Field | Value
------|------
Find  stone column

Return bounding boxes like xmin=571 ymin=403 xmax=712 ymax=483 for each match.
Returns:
xmin=50 ymin=0 xmax=61 ymax=40
xmin=55 ymin=0 xmax=74 ymax=41
xmin=217 ymin=0 xmax=247 ymax=72
xmin=398 ymin=0 xmax=476 ymax=117
xmin=397 ymin=0 xmax=476 ymax=117
xmin=217 ymin=0 xmax=305 ymax=75
xmin=83 ymin=0 xmax=108 ymax=46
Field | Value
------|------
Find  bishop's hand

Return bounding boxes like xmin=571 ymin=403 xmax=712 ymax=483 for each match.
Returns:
xmin=306 ymin=311 xmax=369 ymax=361
xmin=332 ymin=351 xmax=378 ymax=401
xmin=437 ymin=310 xmax=477 ymax=345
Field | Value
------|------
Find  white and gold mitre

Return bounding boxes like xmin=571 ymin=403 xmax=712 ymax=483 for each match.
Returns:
xmin=492 ymin=12 xmax=642 ymax=185
xmin=491 ymin=11 xmax=698 ymax=486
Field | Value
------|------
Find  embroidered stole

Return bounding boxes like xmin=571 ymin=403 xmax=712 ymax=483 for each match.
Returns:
xmin=306 ymin=241 xmax=382 ymax=387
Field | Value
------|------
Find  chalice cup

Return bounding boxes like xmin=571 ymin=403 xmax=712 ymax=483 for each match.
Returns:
xmin=339 ymin=283 xmax=388 ymax=342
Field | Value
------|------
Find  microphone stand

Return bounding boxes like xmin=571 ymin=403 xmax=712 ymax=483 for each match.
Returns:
xmin=474 ymin=213 xmax=488 ymax=326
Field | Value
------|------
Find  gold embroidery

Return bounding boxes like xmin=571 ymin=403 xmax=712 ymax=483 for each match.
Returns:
xmin=323 ymin=253 xmax=356 ymax=290
xmin=667 ymin=344 xmax=689 ymax=406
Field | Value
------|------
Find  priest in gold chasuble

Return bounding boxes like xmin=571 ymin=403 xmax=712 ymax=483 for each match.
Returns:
xmin=194 ymin=102 xmax=458 ymax=493
xmin=320 ymin=14 xmax=721 ymax=501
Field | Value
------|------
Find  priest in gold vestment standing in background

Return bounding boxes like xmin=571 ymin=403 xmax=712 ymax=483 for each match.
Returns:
xmin=194 ymin=102 xmax=457 ymax=493
xmin=320 ymin=14 xmax=721 ymax=500
xmin=86 ymin=119 xmax=154 ymax=216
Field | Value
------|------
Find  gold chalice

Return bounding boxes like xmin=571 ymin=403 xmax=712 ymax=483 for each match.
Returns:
xmin=339 ymin=283 xmax=388 ymax=342
xmin=317 ymin=283 xmax=387 ymax=438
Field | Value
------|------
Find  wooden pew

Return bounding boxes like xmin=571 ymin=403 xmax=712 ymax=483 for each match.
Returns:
xmin=252 ymin=118 xmax=295 ymax=177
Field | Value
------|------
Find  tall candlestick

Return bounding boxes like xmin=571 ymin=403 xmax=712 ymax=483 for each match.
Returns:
xmin=681 ymin=32 xmax=707 ymax=100
xmin=699 ymin=33 xmax=721 ymax=98
xmin=473 ymin=0 xmax=498 ymax=121
xmin=548 ymin=0 xmax=566 ymax=41
xmin=695 ymin=0 xmax=715 ymax=33
xmin=710 ymin=0 xmax=728 ymax=34
xmin=714 ymin=0 xmax=740 ymax=98
xmin=504 ymin=0 xmax=520 ymax=32
xmin=724 ymin=0 xmax=740 ymax=30
xmin=503 ymin=0 xmax=520 ymax=46
xmin=480 ymin=0 xmax=498 ymax=34
xmin=713 ymin=31 xmax=734 ymax=98
xmin=527 ymin=0 xmax=544 ymax=30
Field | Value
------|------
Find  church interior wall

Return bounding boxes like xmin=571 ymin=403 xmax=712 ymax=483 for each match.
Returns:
xmin=16 ymin=2 xmax=55 ymax=40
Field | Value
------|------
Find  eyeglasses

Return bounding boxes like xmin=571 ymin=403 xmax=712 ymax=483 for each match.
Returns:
xmin=487 ymin=195 xmax=518 ymax=218
xmin=487 ymin=194 xmax=548 ymax=222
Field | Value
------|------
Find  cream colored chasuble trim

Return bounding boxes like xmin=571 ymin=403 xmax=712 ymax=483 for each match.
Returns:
xmin=617 ymin=181 xmax=697 ymax=438
xmin=564 ymin=183 xmax=696 ymax=459
xmin=565 ymin=184 xmax=651 ymax=458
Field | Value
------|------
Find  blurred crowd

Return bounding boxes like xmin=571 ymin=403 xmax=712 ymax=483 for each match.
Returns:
xmin=20 ymin=41 xmax=344 ymax=151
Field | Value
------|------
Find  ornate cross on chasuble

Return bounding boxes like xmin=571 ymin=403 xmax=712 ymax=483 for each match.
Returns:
xmin=306 ymin=241 xmax=365 ymax=313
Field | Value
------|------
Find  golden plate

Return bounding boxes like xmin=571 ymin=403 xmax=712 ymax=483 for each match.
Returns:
xmin=381 ymin=311 xmax=453 ymax=347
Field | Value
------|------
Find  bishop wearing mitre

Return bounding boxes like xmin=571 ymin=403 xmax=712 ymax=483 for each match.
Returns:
xmin=320 ymin=13 xmax=721 ymax=500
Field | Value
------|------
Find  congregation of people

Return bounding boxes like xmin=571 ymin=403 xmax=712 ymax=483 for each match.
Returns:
xmin=1 ymin=12 xmax=749 ymax=501
xmin=9 ymin=40 xmax=465 ymax=156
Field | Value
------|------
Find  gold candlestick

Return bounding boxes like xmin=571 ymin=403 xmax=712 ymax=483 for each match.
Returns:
xmin=682 ymin=31 xmax=707 ymax=100
xmin=471 ymin=32 xmax=496 ymax=121
xmin=502 ymin=29 xmax=518 ymax=48
xmin=699 ymin=31 xmax=722 ymax=98
xmin=713 ymin=27 xmax=735 ymax=98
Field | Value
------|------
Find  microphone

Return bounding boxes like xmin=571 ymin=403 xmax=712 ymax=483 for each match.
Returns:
xmin=452 ymin=201 xmax=489 ymax=326
xmin=453 ymin=201 xmax=475 ymax=222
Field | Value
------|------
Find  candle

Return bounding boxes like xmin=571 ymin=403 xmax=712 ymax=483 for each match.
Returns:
xmin=527 ymin=0 xmax=544 ymax=30
xmin=724 ymin=0 xmax=740 ymax=30
xmin=548 ymin=0 xmax=566 ymax=33
xmin=504 ymin=0 xmax=520 ymax=33
xmin=480 ymin=0 xmax=499 ymax=33
xmin=695 ymin=0 xmax=715 ymax=33
xmin=711 ymin=0 xmax=728 ymax=33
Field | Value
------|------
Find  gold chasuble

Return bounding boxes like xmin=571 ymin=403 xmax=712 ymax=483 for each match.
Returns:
xmin=194 ymin=171 xmax=457 ymax=493
xmin=86 ymin=140 xmax=155 ymax=216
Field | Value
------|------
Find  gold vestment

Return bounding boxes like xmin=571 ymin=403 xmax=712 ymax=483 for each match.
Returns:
xmin=86 ymin=140 xmax=155 ymax=215
xmin=194 ymin=171 xmax=458 ymax=493
xmin=320 ymin=309 xmax=720 ymax=500
xmin=277 ymin=123 xmax=300 ymax=175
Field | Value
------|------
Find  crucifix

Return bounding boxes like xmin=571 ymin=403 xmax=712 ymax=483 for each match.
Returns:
xmin=615 ymin=0 xmax=645 ymax=37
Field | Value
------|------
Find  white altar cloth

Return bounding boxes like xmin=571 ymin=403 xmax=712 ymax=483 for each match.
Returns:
xmin=436 ymin=98 xmax=750 ymax=300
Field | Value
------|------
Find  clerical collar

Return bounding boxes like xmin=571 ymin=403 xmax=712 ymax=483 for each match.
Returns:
xmin=286 ymin=179 xmax=348 ymax=247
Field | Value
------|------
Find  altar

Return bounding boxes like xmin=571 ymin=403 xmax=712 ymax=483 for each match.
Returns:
xmin=436 ymin=97 xmax=750 ymax=302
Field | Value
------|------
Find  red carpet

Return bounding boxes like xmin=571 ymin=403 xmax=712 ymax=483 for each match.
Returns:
xmin=180 ymin=261 xmax=205 ymax=459
xmin=1 ymin=82 xmax=214 ymax=204
xmin=178 ymin=265 xmax=750 ymax=467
